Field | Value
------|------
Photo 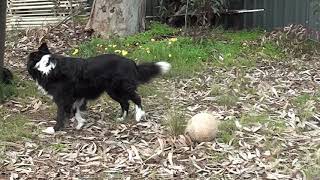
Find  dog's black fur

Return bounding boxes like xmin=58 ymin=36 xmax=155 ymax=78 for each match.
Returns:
xmin=27 ymin=43 xmax=170 ymax=132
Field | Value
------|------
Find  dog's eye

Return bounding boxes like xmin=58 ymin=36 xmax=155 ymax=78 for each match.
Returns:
xmin=46 ymin=61 xmax=50 ymax=66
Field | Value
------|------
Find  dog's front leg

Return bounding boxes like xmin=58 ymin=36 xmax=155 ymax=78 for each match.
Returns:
xmin=54 ymin=105 xmax=66 ymax=131
xmin=42 ymin=105 xmax=66 ymax=134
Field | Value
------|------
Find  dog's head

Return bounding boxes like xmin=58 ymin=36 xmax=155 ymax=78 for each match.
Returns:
xmin=27 ymin=43 xmax=56 ymax=77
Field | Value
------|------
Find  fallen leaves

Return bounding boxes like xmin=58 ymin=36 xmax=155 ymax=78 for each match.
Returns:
xmin=1 ymin=22 xmax=320 ymax=179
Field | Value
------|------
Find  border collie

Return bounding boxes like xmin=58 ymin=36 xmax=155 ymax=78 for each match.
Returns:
xmin=27 ymin=43 xmax=171 ymax=134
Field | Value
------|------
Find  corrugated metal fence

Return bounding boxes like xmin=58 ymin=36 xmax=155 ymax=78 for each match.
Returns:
xmin=242 ymin=0 xmax=319 ymax=40
xmin=146 ymin=0 xmax=319 ymax=40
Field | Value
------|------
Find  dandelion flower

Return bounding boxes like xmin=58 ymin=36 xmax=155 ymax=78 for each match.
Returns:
xmin=121 ymin=50 xmax=128 ymax=56
xmin=151 ymin=38 xmax=155 ymax=42
xmin=72 ymin=49 xmax=79 ymax=55
xmin=169 ymin=37 xmax=178 ymax=42
xmin=114 ymin=50 xmax=121 ymax=53
xmin=112 ymin=45 xmax=117 ymax=48
xmin=168 ymin=54 xmax=172 ymax=58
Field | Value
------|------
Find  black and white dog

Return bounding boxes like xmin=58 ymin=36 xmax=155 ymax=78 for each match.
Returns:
xmin=27 ymin=43 xmax=171 ymax=134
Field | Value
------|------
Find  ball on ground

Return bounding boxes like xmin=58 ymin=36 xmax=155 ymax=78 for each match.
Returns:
xmin=185 ymin=112 xmax=220 ymax=142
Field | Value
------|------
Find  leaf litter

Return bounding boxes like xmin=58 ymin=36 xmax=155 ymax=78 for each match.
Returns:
xmin=1 ymin=23 xmax=320 ymax=179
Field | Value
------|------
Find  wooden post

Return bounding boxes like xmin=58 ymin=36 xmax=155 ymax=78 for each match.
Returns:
xmin=0 ymin=0 xmax=7 ymax=82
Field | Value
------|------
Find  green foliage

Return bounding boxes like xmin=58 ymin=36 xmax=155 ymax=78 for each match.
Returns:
xmin=0 ymin=82 xmax=15 ymax=102
xmin=72 ymin=22 xmax=280 ymax=76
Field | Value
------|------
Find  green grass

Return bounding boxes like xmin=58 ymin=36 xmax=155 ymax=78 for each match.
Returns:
xmin=51 ymin=143 xmax=67 ymax=152
xmin=0 ymin=109 xmax=35 ymax=142
xmin=164 ymin=111 xmax=187 ymax=136
xmin=216 ymin=94 xmax=239 ymax=107
xmin=292 ymin=93 xmax=317 ymax=121
xmin=217 ymin=120 xmax=237 ymax=144
xmin=71 ymin=22 xmax=281 ymax=76
xmin=0 ymin=82 xmax=15 ymax=102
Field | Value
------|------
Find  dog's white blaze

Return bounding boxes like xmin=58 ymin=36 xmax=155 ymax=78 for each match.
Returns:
xmin=135 ymin=105 xmax=145 ymax=122
xmin=35 ymin=54 xmax=56 ymax=75
xmin=42 ymin=127 xmax=55 ymax=134
xmin=74 ymin=99 xmax=86 ymax=129
xmin=155 ymin=62 xmax=171 ymax=74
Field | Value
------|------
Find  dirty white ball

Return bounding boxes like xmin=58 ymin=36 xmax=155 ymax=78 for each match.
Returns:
xmin=185 ymin=112 xmax=220 ymax=142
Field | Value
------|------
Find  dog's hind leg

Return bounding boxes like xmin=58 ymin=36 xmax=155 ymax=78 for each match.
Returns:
xmin=129 ymin=91 xmax=145 ymax=122
xmin=118 ymin=100 xmax=129 ymax=121
xmin=73 ymin=98 xmax=86 ymax=129
xmin=107 ymin=91 xmax=129 ymax=121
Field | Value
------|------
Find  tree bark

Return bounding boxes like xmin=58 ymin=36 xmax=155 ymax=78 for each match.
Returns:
xmin=0 ymin=0 xmax=6 ymax=82
xmin=85 ymin=0 xmax=146 ymax=39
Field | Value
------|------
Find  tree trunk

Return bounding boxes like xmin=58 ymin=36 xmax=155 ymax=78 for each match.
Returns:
xmin=0 ymin=0 xmax=6 ymax=82
xmin=85 ymin=0 xmax=146 ymax=39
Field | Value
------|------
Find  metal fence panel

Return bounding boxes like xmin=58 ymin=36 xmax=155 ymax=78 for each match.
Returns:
xmin=309 ymin=0 xmax=320 ymax=40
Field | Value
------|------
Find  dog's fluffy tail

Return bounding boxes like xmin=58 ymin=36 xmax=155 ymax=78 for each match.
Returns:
xmin=137 ymin=61 xmax=171 ymax=84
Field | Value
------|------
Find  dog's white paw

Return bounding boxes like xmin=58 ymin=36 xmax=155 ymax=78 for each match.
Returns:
xmin=117 ymin=117 xmax=125 ymax=121
xmin=135 ymin=106 xmax=145 ymax=122
xmin=76 ymin=122 xmax=84 ymax=130
xmin=42 ymin=127 xmax=55 ymax=134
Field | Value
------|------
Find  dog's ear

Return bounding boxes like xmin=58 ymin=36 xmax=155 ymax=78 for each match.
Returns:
xmin=38 ymin=42 xmax=50 ymax=53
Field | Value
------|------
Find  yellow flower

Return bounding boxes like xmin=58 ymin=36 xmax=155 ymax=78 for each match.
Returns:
xmin=146 ymin=50 xmax=150 ymax=54
xmin=121 ymin=50 xmax=128 ymax=56
xmin=114 ymin=50 xmax=121 ymax=53
xmin=72 ymin=49 xmax=79 ymax=55
xmin=168 ymin=54 xmax=172 ymax=58
xmin=168 ymin=42 xmax=172 ymax=45
xmin=96 ymin=44 xmax=100 ymax=47
xmin=99 ymin=44 xmax=103 ymax=48
xmin=112 ymin=45 xmax=117 ymax=48
xmin=169 ymin=37 xmax=178 ymax=42
xmin=104 ymin=47 xmax=108 ymax=51
xmin=151 ymin=38 xmax=155 ymax=42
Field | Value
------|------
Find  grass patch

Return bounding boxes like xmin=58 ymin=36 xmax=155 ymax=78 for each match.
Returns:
xmin=304 ymin=166 xmax=320 ymax=180
xmin=164 ymin=111 xmax=186 ymax=136
xmin=0 ymin=82 xmax=15 ymax=102
xmin=71 ymin=22 xmax=280 ymax=76
xmin=209 ymin=84 xmax=224 ymax=96
xmin=0 ymin=109 xmax=35 ymax=142
xmin=217 ymin=120 xmax=237 ymax=144
xmin=292 ymin=93 xmax=317 ymax=121
xmin=216 ymin=95 xmax=239 ymax=107
xmin=51 ymin=143 xmax=67 ymax=152
xmin=240 ymin=114 xmax=285 ymax=127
